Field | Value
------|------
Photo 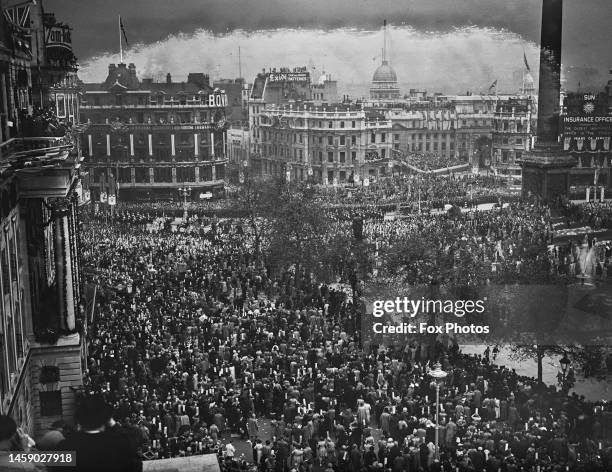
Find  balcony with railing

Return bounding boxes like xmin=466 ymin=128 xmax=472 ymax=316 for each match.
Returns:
xmin=0 ymin=137 xmax=74 ymax=174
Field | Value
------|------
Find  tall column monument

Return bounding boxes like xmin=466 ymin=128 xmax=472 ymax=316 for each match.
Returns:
xmin=521 ymin=0 xmax=575 ymax=200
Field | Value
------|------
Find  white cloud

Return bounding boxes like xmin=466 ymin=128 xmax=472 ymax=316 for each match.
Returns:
xmin=79 ymin=26 xmax=539 ymax=96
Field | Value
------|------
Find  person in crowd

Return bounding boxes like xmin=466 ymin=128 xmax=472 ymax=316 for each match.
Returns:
xmin=56 ymin=395 xmax=142 ymax=472
xmin=77 ymin=184 xmax=611 ymax=472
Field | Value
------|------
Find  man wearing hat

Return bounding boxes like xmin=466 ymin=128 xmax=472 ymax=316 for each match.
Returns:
xmin=56 ymin=394 xmax=142 ymax=471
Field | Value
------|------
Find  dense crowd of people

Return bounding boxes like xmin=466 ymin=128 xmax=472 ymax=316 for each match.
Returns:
xmin=366 ymin=203 xmax=558 ymax=286
xmin=110 ymin=174 xmax=516 ymax=218
xmin=49 ymin=192 xmax=611 ymax=472
xmin=316 ymin=175 xmax=513 ymax=210
xmin=402 ymin=151 xmax=468 ymax=172
xmin=562 ymin=202 xmax=612 ymax=231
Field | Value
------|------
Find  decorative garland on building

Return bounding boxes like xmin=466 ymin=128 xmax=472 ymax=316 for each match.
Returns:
xmin=58 ymin=209 xmax=67 ymax=331
xmin=73 ymin=194 xmax=83 ymax=303
xmin=67 ymin=201 xmax=77 ymax=321
xmin=40 ymin=201 xmax=48 ymax=289
xmin=71 ymin=196 xmax=80 ymax=302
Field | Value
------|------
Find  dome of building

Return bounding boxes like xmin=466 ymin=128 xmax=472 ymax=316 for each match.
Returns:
xmin=372 ymin=61 xmax=397 ymax=83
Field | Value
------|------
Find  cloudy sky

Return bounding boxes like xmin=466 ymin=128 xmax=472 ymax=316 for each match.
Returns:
xmin=46 ymin=0 xmax=612 ymax=95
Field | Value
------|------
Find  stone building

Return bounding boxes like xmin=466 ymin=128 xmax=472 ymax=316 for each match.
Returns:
xmin=252 ymin=103 xmax=392 ymax=184
xmin=491 ymin=98 xmax=534 ymax=183
xmin=0 ymin=0 xmax=86 ymax=440
xmin=81 ymin=64 xmax=229 ymax=201
xmin=389 ymin=109 xmax=457 ymax=158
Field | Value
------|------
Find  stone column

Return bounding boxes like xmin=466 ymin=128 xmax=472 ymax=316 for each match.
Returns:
xmin=536 ymin=0 xmax=563 ymax=144
xmin=52 ymin=199 xmax=76 ymax=332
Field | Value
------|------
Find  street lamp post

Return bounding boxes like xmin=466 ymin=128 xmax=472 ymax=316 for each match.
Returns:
xmin=178 ymin=186 xmax=192 ymax=220
xmin=428 ymin=361 xmax=448 ymax=461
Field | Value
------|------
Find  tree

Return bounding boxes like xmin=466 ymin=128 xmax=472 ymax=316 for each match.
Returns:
xmin=234 ymin=174 xmax=352 ymax=281
xmin=264 ymin=180 xmax=351 ymax=280
xmin=233 ymin=164 xmax=273 ymax=263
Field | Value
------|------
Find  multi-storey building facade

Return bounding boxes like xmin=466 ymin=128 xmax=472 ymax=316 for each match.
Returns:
xmin=311 ymin=72 xmax=338 ymax=105
xmin=213 ymin=78 xmax=248 ymax=122
xmin=491 ymin=98 xmax=534 ymax=182
xmin=81 ymin=65 xmax=229 ymax=200
xmin=248 ymin=67 xmax=339 ymax=176
xmin=389 ymin=109 xmax=457 ymax=158
xmin=0 ymin=0 xmax=85 ymax=440
xmin=445 ymin=95 xmax=498 ymax=168
xmin=252 ymin=103 xmax=392 ymax=184
xmin=227 ymin=125 xmax=250 ymax=165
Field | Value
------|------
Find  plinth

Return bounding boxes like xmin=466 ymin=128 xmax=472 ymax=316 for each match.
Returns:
xmin=521 ymin=143 xmax=576 ymax=200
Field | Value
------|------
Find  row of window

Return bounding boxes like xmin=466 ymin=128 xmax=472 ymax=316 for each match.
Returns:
xmin=497 ymin=150 xmax=523 ymax=164
xmin=259 ymin=161 xmax=387 ymax=182
xmin=92 ymin=166 xmax=225 ymax=183
xmin=494 ymin=121 xmax=528 ymax=132
xmin=493 ymin=136 xmax=525 ymax=146
xmin=84 ymin=95 xmax=221 ymax=107
xmin=0 ymin=216 xmax=26 ymax=404
xmin=393 ymin=142 xmax=456 ymax=154
xmin=83 ymin=111 xmax=217 ymax=124
xmin=261 ymin=132 xmax=389 ymax=145
xmin=91 ymin=133 xmax=211 ymax=146
xmin=89 ymin=148 xmax=215 ymax=162
xmin=393 ymin=132 xmax=454 ymax=141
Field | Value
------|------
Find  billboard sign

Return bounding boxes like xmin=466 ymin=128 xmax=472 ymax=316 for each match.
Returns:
xmin=561 ymin=93 xmax=612 ymax=153
xmin=268 ymin=72 xmax=309 ymax=83
xmin=561 ymin=115 xmax=612 ymax=152
xmin=45 ymin=24 xmax=72 ymax=51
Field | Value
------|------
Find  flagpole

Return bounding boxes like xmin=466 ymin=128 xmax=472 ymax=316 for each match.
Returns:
xmin=119 ymin=14 xmax=123 ymax=64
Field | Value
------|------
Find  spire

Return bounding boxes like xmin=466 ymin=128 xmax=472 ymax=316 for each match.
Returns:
xmin=382 ymin=19 xmax=388 ymax=64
